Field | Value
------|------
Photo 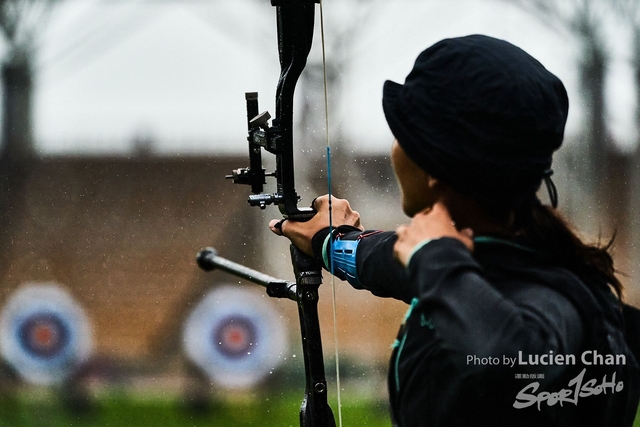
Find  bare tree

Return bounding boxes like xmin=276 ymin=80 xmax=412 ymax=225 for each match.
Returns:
xmin=507 ymin=0 xmax=640 ymax=300
xmin=0 ymin=0 xmax=58 ymax=159
xmin=504 ymin=1 xmax=620 ymax=240
xmin=612 ymin=0 xmax=640 ymax=300
xmin=0 ymin=0 xmax=58 ymax=285
xmin=613 ymin=1 xmax=640 ymax=116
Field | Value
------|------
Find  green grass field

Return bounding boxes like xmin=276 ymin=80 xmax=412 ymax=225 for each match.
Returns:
xmin=0 ymin=391 xmax=637 ymax=427
xmin=0 ymin=391 xmax=391 ymax=427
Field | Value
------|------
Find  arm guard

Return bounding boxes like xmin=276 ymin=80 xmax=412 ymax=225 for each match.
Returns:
xmin=326 ymin=233 xmax=362 ymax=287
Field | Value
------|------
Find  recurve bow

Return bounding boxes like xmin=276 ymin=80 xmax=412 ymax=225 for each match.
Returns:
xmin=197 ymin=1 xmax=337 ymax=426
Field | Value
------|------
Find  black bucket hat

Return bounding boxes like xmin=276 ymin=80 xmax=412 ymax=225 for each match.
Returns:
xmin=383 ymin=34 xmax=568 ymax=209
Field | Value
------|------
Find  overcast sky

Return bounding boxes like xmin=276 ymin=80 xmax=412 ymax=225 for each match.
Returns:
xmin=26 ymin=0 xmax=637 ymax=155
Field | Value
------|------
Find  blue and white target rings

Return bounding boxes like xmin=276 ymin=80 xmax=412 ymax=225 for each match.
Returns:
xmin=19 ymin=313 xmax=70 ymax=358
xmin=182 ymin=285 xmax=288 ymax=388
xmin=0 ymin=283 xmax=93 ymax=385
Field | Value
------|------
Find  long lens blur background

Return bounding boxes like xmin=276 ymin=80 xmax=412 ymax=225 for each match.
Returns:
xmin=0 ymin=0 xmax=638 ymax=426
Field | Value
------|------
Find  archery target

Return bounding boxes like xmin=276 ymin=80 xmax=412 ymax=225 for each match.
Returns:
xmin=182 ymin=285 xmax=288 ymax=388
xmin=0 ymin=283 xmax=93 ymax=385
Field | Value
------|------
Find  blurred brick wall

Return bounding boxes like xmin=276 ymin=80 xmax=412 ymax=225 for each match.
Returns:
xmin=0 ymin=156 xmax=262 ymax=362
xmin=1 ymin=152 xmax=634 ymax=382
xmin=0 ymin=155 xmax=409 ymax=376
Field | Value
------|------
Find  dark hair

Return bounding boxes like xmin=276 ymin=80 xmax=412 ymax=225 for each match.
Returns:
xmin=513 ymin=204 xmax=622 ymax=300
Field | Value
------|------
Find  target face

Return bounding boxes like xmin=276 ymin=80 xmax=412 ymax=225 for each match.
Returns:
xmin=19 ymin=314 xmax=70 ymax=358
xmin=214 ymin=315 xmax=256 ymax=357
xmin=0 ymin=283 xmax=93 ymax=385
xmin=182 ymin=285 xmax=288 ymax=388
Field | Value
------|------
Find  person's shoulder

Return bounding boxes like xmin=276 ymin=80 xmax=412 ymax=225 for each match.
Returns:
xmin=503 ymin=268 xmax=586 ymax=333
xmin=501 ymin=262 xmax=606 ymax=323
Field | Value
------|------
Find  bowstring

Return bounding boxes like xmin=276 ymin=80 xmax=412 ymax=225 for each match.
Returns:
xmin=319 ymin=1 xmax=343 ymax=426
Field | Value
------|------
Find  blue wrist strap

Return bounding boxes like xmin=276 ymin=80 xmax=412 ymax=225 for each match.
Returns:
xmin=322 ymin=232 xmax=362 ymax=287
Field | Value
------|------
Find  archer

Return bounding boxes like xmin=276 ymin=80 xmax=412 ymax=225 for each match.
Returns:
xmin=269 ymin=35 xmax=640 ymax=427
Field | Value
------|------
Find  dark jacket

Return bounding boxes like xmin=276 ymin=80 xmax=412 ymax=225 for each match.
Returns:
xmin=327 ymin=230 xmax=640 ymax=427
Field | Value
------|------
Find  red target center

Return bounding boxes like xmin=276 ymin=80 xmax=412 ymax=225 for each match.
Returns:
xmin=214 ymin=316 xmax=257 ymax=358
xmin=19 ymin=314 xmax=69 ymax=358
xmin=221 ymin=325 xmax=249 ymax=352
xmin=32 ymin=324 xmax=56 ymax=348
xmin=227 ymin=328 xmax=245 ymax=345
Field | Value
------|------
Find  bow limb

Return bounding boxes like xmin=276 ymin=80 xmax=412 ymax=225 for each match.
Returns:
xmin=273 ymin=0 xmax=318 ymax=219
xmin=227 ymin=1 xmax=318 ymax=220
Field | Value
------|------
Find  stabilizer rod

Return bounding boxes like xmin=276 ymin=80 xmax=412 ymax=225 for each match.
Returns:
xmin=197 ymin=248 xmax=297 ymax=300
